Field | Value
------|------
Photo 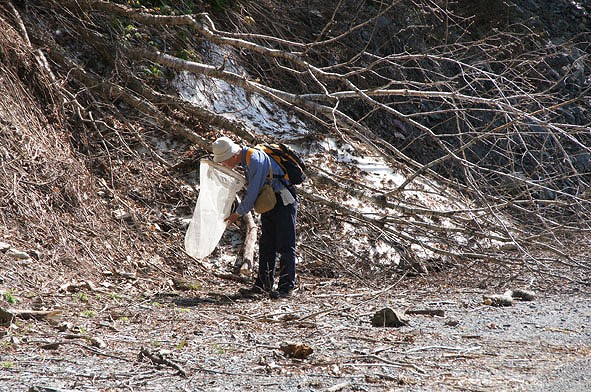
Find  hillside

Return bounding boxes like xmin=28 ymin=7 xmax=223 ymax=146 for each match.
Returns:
xmin=0 ymin=1 xmax=590 ymax=391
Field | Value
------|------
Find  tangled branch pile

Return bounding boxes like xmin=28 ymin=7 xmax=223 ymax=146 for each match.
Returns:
xmin=1 ymin=0 xmax=590 ymax=288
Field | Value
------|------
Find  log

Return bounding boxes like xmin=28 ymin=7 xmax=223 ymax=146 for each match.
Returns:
xmin=241 ymin=212 xmax=257 ymax=274
xmin=12 ymin=309 xmax=62 ymax=321
xmin=405 ymin=309 xmax=445 ymax=317
xmin=1 ymin=307 xmax=62 ymax=323
xmin=233 ymin=211 xmax=257 ymax=276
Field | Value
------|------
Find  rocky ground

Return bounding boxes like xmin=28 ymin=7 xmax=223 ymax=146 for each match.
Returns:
xmin=1 ymin=265 xmax=589 ymax=392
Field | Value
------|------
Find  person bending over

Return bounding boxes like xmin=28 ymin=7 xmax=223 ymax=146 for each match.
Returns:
xmin=211 ymin=136 xmax=297 ymax=299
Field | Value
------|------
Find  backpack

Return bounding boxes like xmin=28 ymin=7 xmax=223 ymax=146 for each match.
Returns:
xmin=254 ymin=143 xmax=307 ymax=185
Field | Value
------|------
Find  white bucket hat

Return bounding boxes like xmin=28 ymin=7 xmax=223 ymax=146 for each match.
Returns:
xmin=211 ymin=136 xmax=241 ymax=163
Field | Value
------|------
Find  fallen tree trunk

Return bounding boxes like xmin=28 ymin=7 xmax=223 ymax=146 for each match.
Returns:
xmin=239 ymin=212 xmax=257 ymax=275
xmin=1 ymin=307 xmax=62 ymax=325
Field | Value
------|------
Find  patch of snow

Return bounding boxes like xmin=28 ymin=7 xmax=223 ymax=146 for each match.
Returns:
xmin=174 ymin=43 xmax=308 ymax=140
xmin=175 ymin=71 xmax=309 ymax=139
xmin=319 ymin=137 xmax=406 ymax=187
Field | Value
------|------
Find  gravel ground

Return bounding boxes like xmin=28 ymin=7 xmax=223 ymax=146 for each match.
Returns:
xmin=1 ymin=275 xmax=590 ymax=392
xmin=535 ymin=357 xmax=591 ymax=392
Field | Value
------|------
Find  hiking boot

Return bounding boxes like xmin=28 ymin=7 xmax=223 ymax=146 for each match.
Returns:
xmin=269 ymin=289 xmax=291 ymax=299
xmin=238 ymin=285 xmax=265 ymax=297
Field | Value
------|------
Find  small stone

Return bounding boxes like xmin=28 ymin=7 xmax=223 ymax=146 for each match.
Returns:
xmin=172 ymin=279 xmax=201 ymax=291
xmin=279 ymin=342 xmax=313 ymax=359
xmin=89 ymin=337 xmax=106 ymax=348
xmin=445 ymin=319 xmax=460 ymax=327
xmin=0 ymin=242 xmax=10 ymax=252
xmin=483 ymin=294 xmax=513 ymax=307
xmin=509 ymin=289 xmax=536 ymax=301
xmin=371 ymin=307 xmax=409 ymax=327
xmin=57 ymin=322 xmax=73 ymax=332
xmin=112 ymin=208 xmax=132 ymax=221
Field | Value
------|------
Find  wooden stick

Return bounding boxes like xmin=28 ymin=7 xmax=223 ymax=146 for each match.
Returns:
xmin=139 ymin=347 xmax=187 ymax=377
xmin=1 ymin=307 xmax=62 ymax=322
xmin=239 ymin=211 xmax=257 ymax=275
xmin=405 ymin=309 xmax=445 ymax=317
xmin=350 ymin=354 xmax=426 ymax=374
xmin=323 ymin=382 xmax=350 ymax=392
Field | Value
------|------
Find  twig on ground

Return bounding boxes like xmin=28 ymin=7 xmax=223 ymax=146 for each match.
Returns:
xmin=139 ymin=347 xmax=188 ymax=377
xmin=405 ymin=345 xmax=481 ymax=354
xmin=322 ymin=382 xmax=351 ymax=392
xmin=405 ymin=309 xmax=445 ymax=317
xmin=39 ymin=340 xmax=130 ymax=362
xmin=350 ymin=354 xmax=426 ymax=374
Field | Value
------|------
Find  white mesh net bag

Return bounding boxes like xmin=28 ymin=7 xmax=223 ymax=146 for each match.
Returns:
xmin=184 ymin=159 xmax=245 ymax=259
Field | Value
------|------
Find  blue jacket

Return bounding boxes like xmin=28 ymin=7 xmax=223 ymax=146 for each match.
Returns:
xmin=236 ymin=147 xmax=287 ymax=216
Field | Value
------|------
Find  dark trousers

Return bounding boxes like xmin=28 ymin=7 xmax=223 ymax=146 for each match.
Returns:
xmin=255 ymin=196 xmax=297 ymax=292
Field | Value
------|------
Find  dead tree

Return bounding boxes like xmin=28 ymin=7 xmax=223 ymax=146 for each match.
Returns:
xmin=15 ymin=0 xmax=591 ymax=282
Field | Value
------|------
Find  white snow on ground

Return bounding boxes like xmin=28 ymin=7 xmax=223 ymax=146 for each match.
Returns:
xmin=176 ymin=70 xmax=310 ymax=139
xmin=319 ymin=137 xmax=406 ymax=188
xmin=174 ymin=43 xmax=308 ymax=140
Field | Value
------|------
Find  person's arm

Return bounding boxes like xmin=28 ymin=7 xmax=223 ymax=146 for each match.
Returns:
xmin=237 ymin=149 xmax=270 ymax=215
xmin=225 ymin=149 xmax=270 ymax=226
